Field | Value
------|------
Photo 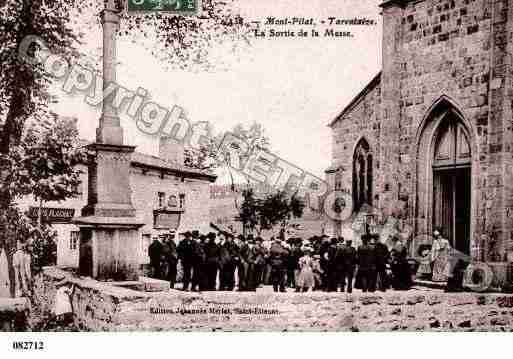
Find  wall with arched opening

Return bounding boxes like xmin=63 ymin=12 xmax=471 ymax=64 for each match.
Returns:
xmin=414 ymin=97 xmax=479 ymax=256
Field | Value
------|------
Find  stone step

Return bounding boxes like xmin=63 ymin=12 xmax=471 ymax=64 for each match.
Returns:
xmin=413 ymin=279 xmax=447 ymax=290
xmin=138 ymin=276 xmax=171 ymax=292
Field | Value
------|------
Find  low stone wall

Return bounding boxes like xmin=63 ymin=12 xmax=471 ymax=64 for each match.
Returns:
xmin=33 ymin=267 xmax=513 ymax=331
xmin=0 ymin=298 xmax=31 ymax=331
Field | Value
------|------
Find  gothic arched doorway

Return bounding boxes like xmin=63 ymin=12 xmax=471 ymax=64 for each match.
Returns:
xmin=352 ymin=138 xmax=373 ymax=212
xmin=415 ymin=97 xmax=474 ymax=256
xmin=432 ymin=114 xmax=471 ymax=254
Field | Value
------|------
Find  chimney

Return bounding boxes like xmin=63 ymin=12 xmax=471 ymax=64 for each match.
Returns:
xmin=159 ymin=136 xmax=185 ymax=166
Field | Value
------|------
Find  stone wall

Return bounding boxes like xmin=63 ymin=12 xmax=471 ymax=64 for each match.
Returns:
xmin=0 ymin=298 xmax=30 ymax=331
xmin=328 ymin=0 xmax=513 ymax=259
xmin=130 ymin=166 xmax=212 ymax=236
xmin=32 ymin=267 xmax=513 ymax=331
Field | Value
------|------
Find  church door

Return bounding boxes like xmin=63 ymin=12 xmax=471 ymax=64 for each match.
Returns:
xmin=432 ymin=116 xmax=471 ymax=254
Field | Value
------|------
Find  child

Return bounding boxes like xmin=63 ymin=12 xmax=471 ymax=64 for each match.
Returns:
xmin=296 ymin=247 xmax=315 ymax=292
xmin=53 ymin=279 xmax=74 ymax=327
xmin=311 ymin=254 xmax=323 ymax=291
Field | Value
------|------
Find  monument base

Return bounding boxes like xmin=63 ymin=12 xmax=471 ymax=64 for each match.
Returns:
xmin=74 ymin=217 xmax=144 ymax=281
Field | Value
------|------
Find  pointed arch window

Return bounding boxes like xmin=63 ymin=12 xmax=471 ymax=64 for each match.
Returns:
xmin=352 ymin=139 xmax=373 ymax=211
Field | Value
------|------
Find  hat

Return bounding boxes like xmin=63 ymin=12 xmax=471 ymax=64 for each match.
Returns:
xmin=302 ymin=245 xmax=313 ymax=253
xmin=207 ymin=232 xmax=216 ymax=240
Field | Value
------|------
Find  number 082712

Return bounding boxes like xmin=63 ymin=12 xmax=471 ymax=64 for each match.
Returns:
xmin=12 ymin=341 xmax=45 ymax=350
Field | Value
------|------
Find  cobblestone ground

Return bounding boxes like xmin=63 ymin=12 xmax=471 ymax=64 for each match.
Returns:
xmin=30 ymin=269 xmax=513 ymax=332
xmin=104 ymin=285 xmax=513 ymax=332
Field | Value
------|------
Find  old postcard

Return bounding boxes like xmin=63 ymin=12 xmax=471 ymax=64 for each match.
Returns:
xmin=1 ymin=0 xmax=513 ymax=343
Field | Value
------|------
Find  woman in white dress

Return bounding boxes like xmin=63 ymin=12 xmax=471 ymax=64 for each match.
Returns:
xmin=431 ymin=230 xmax=451 ymax=282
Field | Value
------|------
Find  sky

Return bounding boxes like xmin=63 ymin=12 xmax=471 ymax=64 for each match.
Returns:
xmin=51 ymin=0 xmax=383 ymax=178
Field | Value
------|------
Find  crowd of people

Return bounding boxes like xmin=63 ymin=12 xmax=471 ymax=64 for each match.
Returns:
xmin=148 ymin=230 xmax=413 ymax=293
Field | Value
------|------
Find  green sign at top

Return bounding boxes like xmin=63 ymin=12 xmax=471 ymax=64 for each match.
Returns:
xmin=126 ymin=0 xmax=200 ymax=14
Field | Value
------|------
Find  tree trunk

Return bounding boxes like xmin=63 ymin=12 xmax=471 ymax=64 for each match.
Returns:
xmin=0 ymin=0 xmax=35 ymax=299
xmin=37 ymin=197 xmax=43 ymax=230
xmin=0 ymin=0 xmax=35 ymax=156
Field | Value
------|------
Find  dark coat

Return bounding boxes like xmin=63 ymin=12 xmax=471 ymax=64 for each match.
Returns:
xmin=148 ymin=240 xmax=163 ymax=264
xmin=250 ymin=245 xmax=267 ymax=266
xmin=219 ymin=241 xmax=240 ymax=267
xmin=333 ymin=244 xmax=347 ymax=272
xmin=239 ymin=242 xmax=251 ymax=263
xmin=177 ymin=238 xmax=195 ymax=264
xmin=161 ymin=240 xmax=178 ymax=263
xmin=327 ymin=244 xmax=339 ymax=270
xmin=269 ymin=242 xmax=288 ymax=268
xmin=374 ymin=242 xmax=390 ymax=267
xmin=319 ymin=242 xmax=330 ymax=268
xmin=193 ymin=241 xmax=206 ymax=264
xmin=287 ymin=247 xmax=303 ymax=270
xmin=357 ymin=243 xmax=376 ymax=271
xmin=341 ymin=245 xmax=357 ymax=271
xmin=204 ymin=241 xmax=220 ymax=264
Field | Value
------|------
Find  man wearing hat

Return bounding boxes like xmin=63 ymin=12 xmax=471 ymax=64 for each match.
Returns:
xmin=372 ymin=234 xmax=390 ymax=292
xmin=247 ymin=236 xmax=266 ymax=291
xmin=286 ymin=238 xmax=303 ymax=290
xmin=319 ymin=236 xmax=331 ymax=291
xmin=219 ymin=232 xmax=240 ymax=291
xmin=356 ymin=234 xmax=377 ymax=292
xmin=177 ymin=231 xmax=195 ymax=291
xmin=191 ymin=234 xmax=207 ymax=291
xmin=148 ymin=232 xmax=163 ymax=280
xmin=204 ymin=232 xmax=220 ymax=291
xmin=237 ymin=235 xmax=250 ymax=291
xmin=161 ymin=232 xmax=178 ymax=289
xmin=340 ymin=239 xmax=357 ymax=293
xmin=269 ymin=238 xmax=289 ymax=292
xmin=326 ymin=237 xmax=342 ymax=292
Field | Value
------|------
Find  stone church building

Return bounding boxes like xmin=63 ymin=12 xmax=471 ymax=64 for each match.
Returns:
xmin=326 ymin=0 xmax=513 ymax=262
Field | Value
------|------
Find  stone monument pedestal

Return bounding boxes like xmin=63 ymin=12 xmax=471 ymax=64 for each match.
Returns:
xmin=74 ymin=143 xmax=144 ymax=281
xmin=74 ymin=219 xmax=142 ymax=281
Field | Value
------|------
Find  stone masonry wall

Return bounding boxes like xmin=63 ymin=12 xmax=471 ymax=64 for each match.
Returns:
xmin=328 ymin=0 xmax=513 ymax=259
xmin=32 ymin=267 xmax=513 ymax=331
xmin=382 ymin=0 xmax=513 ymax=259
xmin=130 ymin=167 xmax=212 ymax=237
xmin=0 ymin=298 xmax=30 ymax=331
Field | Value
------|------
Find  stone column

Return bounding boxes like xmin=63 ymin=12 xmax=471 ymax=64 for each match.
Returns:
xmin=379 ymin=0 xmax=404 ymax=220
xmin=97 ymin=0 xmax=123 ymax=145
xmin=74 ymin=0 xmax=143 ymax=281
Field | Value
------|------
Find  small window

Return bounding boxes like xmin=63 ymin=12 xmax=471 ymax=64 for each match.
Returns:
xmin=179 ymin=193 xmax=186 ymax=208
xmin=157 ymin=192 xmax=166 ymax=208
xmin=70 ymin=231 xmax=79 ymax=250
xmin=168 ymin=194 xmax=178 ymax=207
